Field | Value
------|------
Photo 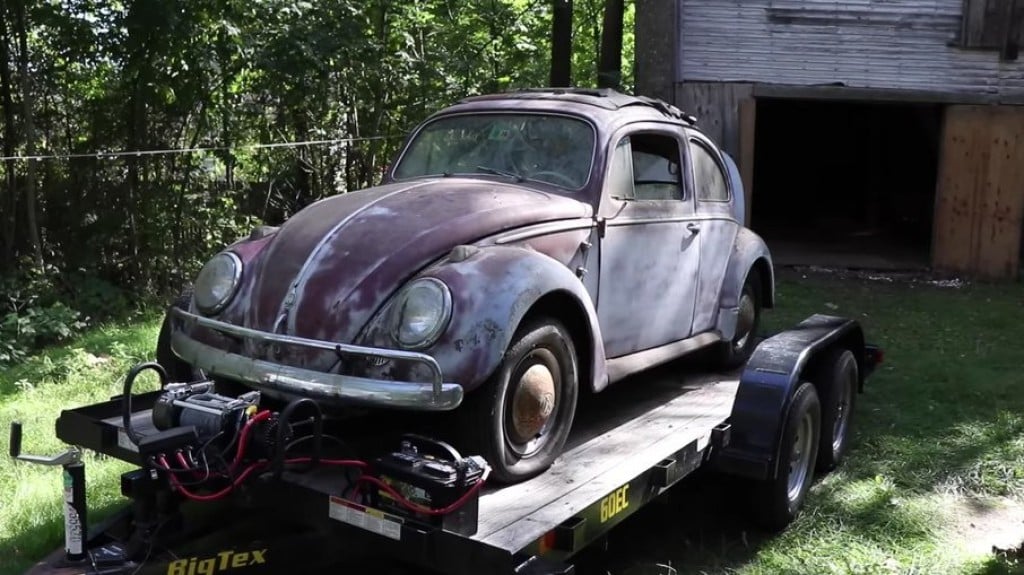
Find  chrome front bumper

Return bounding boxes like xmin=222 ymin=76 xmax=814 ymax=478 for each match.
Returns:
xmin=168 ymin=308 xmax=464 ymax=411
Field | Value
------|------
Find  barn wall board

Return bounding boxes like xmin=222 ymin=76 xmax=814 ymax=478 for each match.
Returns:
xmin=677 ymin=0 xmax=1024 ymax=100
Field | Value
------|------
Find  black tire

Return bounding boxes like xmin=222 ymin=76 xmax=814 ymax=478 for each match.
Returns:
xmin=155 ymin=287 xmax=204 ymax=384
xmin=458 ymin=317 xmax=579 ymax=484
xmin=752 ymin=381 xmax=821 ymax=532
xmin=813 ymin=348 xmax=859 ymax=472
xmin=714 ymin=271 xmax=762 ymax=369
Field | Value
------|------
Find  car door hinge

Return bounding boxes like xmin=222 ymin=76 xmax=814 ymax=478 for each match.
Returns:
xmin=575 ymin=266 xmax=588 ymax=279
xmin=597 ymin=218 xmax=607 ymax=239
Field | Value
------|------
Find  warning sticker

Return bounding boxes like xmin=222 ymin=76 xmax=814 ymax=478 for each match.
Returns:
xmin=328 ymin=496 xmax=403 ymax=541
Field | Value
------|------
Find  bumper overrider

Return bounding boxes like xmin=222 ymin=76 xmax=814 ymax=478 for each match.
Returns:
xmin=167 ymin=307 xmax=464 ymax=411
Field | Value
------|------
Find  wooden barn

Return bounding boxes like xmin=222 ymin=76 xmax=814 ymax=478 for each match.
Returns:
xmin=635 ymin=0 xmax=1024 ymax=279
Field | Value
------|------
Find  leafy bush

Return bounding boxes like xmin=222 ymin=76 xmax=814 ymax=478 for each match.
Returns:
xmin=0 ymin=260 xmax=90 ymax=365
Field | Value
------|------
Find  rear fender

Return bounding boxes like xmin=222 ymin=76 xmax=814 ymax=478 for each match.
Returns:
xmin=358 ymin=245 xmax=608 ymax=394
xmin=716 ymin=228 xmax=775 ymax=341
xmin=713 ymin=314 xmax=868 ymax=480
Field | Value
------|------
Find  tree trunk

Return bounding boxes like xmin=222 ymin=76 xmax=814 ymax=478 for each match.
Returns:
xmin=598 ymin=0 xmax=624 ymax=89
xmin=14 ymin=0 xmax=43 ymax=270
xmin=0 ymin=4 xmax=18 ymax=269
xmin=550 ymin=0 xmax=573 ymax=86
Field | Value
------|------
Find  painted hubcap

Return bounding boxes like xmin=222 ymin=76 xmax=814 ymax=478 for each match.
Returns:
xmin=509 ymin=363 xmax=557 ymax=446
xmin=787 ymin=411 xmax=815 ymax=501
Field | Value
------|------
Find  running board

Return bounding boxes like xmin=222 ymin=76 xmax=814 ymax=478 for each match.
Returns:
xmin=605 ymin=332 xmax=722 ymax=384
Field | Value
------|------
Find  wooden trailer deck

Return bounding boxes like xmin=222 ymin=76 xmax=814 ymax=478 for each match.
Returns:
xmin=473 ymin=368 xmax=741 ymax=554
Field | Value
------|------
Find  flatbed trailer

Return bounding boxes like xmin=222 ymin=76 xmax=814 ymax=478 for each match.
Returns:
xmin=11 ymin=314 xmax=881 ymax=575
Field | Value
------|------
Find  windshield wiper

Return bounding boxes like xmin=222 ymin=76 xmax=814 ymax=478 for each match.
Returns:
xmin=475 ymin=165 xmax=526 ymax=182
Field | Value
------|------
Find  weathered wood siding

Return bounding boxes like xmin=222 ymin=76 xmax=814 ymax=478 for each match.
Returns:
xmin=678 ymin=0 xmax=1024 ymax=98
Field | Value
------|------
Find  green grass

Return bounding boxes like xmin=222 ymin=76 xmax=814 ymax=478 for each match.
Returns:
xmin=0 ymin=314 xmax=164 ymax=575
xmin=590 ymin=269 xmax=1024 ymax=575
xmin=3 ymin=271 xmax=1024 ymax=574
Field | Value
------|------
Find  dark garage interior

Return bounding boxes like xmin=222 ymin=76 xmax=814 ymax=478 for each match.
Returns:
xmin=750 ymin=97 xmax=944 ymax=270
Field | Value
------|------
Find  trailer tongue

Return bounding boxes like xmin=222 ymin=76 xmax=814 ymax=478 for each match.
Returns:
xmin=10 ymin=314 xmax=881 ymax=575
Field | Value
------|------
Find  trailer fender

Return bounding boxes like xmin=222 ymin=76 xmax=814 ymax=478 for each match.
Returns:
xmin=713 ymin=314 xmax=868 ymax=481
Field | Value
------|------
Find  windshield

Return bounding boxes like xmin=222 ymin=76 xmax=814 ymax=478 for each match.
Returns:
xmin=392 ymin=113 xmax=595 ymax=190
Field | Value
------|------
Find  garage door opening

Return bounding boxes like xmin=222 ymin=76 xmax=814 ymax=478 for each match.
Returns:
xmin=750 ymin=98 xmax=943 ymax=270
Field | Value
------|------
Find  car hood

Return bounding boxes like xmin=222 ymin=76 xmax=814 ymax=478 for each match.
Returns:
xmin=222 ymin=177 xmax=591 ymax=343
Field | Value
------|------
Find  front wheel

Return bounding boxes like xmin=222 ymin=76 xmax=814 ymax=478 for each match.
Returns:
xmin=458 ymin=317 xmax=579 ymax=484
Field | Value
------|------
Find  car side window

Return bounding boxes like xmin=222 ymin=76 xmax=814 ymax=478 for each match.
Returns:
xmin=608 ymin=132 xmax=684 ymax=201
xmin=689 ymin=140 xmax=730 ymax=202
xmin=607 ymin=137 xmax=635 ymax=200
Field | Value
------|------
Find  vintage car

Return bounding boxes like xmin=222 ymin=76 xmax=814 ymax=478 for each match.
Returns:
xmin=157 ymin=88 xmax=775 ymax=484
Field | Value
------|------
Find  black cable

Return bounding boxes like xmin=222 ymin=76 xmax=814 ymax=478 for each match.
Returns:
xmin=272 ymin=398 xmax=323 ymax=481
xmin=121 ymin=363 xmax=168 ymax=446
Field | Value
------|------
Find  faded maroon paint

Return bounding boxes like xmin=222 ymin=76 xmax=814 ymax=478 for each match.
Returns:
xmin=357 ymin=243 xmax=607 ymax=394
xmin=210 ymin=178 xmax=590 ymax=349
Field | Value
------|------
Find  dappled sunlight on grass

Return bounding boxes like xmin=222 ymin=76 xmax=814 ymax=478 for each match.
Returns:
xmin=0 ymin=316 xmax=162 ymax=575
xmin=577 ymin=271 xmax=1024 ymax=575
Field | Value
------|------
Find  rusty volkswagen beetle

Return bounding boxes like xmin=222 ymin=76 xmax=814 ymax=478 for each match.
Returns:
xmin=157 ymin=88 xmax=775 ymax=484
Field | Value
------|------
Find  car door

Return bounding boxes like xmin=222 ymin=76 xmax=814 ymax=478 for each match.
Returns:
xmin=685 ymin=129 xmax=742 ymax=335
xmin=596 ymin=124 xmax=701 ymax=358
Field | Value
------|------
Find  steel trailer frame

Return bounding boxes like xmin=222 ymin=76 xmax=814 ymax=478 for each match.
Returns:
xmin=13 ymin=314 xmax=881 ymax=575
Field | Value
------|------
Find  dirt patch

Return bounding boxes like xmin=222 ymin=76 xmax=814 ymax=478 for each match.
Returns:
xmin=946 ymin=495 xmax=1024 ymax=557
xmin=777 ymin=264 xmax=969 ymax=289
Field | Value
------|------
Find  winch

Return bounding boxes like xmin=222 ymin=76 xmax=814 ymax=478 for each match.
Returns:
xmin=152 ymin=382 xmax=260 ymax=440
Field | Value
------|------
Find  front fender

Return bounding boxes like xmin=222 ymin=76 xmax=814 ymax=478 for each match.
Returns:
xmin=716 ymin=228 xmax=775 ymax=340
xmin=358 ymin=245 xmax=608 ymax=394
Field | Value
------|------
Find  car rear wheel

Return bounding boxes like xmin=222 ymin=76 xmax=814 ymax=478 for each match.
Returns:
xmin=458 ymin=317 xmax=579 ymax=484
xmin=714 ymin=271 xmax=762 ymax=369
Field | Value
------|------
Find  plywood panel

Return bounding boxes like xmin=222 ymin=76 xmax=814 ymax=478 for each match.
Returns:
xmin=976 ymin=108 xmax=1024 ymax=278
xmin=932 ymin=106 xmax=986 ymax=273
xmin=933 ymin=104 xmax=1024 ymax=279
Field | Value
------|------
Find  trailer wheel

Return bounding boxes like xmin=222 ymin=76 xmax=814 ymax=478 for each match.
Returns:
xmin=754 ymin=381 xmax=820 ymax=531
xmin=459 ymin=317 xmax=579 ymax=484
xmin=814 ymin=348 xmax=859 ymax=472
xmin=155 ymin=287 xmax=204 ymax=384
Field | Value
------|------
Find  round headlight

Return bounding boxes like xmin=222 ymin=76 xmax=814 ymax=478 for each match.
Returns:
xmin=193 ymin=252 xmax=242 ymax=315
xmin=392 ymin=278 xmax=452 ymax=349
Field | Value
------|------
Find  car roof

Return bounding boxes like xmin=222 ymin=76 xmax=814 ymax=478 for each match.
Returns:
xmin=451 ymin=88 xmax=700 ymax=127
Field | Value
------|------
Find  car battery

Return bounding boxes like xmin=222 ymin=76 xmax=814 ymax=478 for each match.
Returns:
xmin=369 ymin=435 xmax=487 ymax=536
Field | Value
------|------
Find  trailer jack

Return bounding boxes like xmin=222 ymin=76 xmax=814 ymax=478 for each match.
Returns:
xmin=10 ymin=421 xmax=90 ymax=564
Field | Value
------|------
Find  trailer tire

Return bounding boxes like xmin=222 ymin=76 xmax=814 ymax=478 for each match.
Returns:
xmin=814 ymin=347 xmax=859 ymax=472
xmin=753 ymin=381 xmax=820 ymax=531
xmin=458 ymin=317 xmax=579 ymax=484
xmin=155 ymin=287 xmax=204 ymax=384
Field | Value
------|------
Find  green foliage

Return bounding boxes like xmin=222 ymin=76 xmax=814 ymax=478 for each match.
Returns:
xmin=0 ymin=0 xmax=637 ymax=362
xmin=0 ymin=260 xmax=89 ymax=364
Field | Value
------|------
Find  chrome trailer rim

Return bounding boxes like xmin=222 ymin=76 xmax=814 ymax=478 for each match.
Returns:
xmin=787 ymin=411 xmax=815 ymax=501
